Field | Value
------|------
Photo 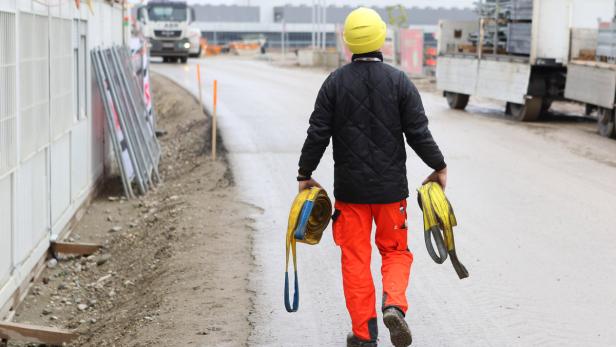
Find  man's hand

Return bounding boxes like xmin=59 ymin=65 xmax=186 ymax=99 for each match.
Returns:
xmin=298 ymin=178 xmax=322 ymax=192
xmin=422 ymin=167 xmax=448 ymax=189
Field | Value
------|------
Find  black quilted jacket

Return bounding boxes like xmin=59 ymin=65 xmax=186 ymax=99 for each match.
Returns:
xmin=298 ymin=52 xmax=446 ymax=204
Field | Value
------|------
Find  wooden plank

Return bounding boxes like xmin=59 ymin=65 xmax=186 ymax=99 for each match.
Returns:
xmin=0 ymin=321 xmax=77 ymax=345
xmin=51 ymin=241 xmax=102 ymax=256
xmin=0 ymin=248 xmax=47 ymax=321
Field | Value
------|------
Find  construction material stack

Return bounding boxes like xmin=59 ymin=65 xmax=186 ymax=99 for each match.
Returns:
xmin=472 ymin=0 xmax=511 ymax=54
xmin=507 ymin=0 xmax=532 ymax=55
xmin=597 ymin=22 xmax=616 ymax=61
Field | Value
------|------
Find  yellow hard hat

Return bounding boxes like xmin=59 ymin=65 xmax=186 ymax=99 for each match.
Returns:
xmin=343 ymin=7 xmax=387 ymax=54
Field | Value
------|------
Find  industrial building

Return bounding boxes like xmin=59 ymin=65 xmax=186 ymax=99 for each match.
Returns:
xmin=193 ymin=4 xmax=477 ymax=48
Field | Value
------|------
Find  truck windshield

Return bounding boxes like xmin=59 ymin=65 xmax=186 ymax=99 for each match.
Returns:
xmin=147 ymin=5 xmax=187 ymax=22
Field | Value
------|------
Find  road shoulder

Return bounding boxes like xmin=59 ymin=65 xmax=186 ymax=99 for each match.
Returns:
xmin=10 ymin=73 xmax=256 ymax=347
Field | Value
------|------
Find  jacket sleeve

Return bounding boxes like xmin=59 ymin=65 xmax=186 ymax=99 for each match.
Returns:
xmin=399 ymin=73 xmax=447 ymax=171
xmin=298 ymin=73 xmax=336 ymax=176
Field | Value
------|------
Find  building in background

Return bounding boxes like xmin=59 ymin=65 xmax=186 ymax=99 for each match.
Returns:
xmin=193 ymin=4 xmax=477 ymax=49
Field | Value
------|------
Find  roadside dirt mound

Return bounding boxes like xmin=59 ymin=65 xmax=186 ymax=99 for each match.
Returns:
xmin=11 ymin=73 xmax=256 ymax=347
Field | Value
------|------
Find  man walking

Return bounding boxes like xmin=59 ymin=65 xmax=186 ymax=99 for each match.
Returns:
xmin=296 ymin=7 xmax=447 ymax=347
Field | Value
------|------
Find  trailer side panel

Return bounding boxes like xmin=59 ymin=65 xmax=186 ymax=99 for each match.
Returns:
xmin=436 ymin=56 xmax=478 ymax=96
xmin=565 ymin=63 xmax=616 ymax=109
xmin=476 ymin=60 xmax=531 ymax=104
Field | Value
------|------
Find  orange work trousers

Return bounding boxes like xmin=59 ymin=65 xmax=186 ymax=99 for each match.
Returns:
xmin=332 ymin=200 xmax=413 ymax=342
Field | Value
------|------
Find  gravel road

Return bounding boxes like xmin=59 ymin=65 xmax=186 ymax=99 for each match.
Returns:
xmin=153 ymin=56 xmax=616 ymax=347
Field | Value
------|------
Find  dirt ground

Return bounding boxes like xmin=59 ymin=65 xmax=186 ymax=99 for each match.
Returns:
xmin=10 ymin=73 xmax=256 ymax=347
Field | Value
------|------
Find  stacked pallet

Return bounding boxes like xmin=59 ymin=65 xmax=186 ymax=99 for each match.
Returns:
xmin=597 ymin=22 xmax=616 ymax=61
xmin=471 ymin=0 xmax=533 ymax=56
xmin=507 ymin=0 xmax=533 ymax=55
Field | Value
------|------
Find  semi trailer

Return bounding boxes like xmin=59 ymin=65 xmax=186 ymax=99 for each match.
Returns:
xmin=436 ymin=0 xmax=615 ymax=122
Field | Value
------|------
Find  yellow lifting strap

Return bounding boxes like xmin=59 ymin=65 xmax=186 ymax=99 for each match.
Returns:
xmin=284 ymin=187 xmax=332 ymax=312
xmin=417 ymin=182 xmax=469 ymax=279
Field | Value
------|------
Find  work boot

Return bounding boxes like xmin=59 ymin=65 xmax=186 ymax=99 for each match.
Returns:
xmin=346 ymin=333 xmax=377 ymax=347
xmin=383 ymin=307 xmax=412 ymax=347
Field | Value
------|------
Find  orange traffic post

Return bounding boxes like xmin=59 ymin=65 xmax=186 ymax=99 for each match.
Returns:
xmin=212 ymin=79 xmax=218 ymax=160
xmin=196 ymin=64 xmax=204 ymax=115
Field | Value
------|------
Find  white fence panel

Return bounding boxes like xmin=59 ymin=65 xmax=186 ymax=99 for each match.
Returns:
xmin=51 ymin=135 xmax=71 ymax=226
xmin=71 ymin=119 xmax=90 ymax=200
xmin=50 ymin=17 xmax=74 ymax=140
xmin=15 ymin=150 xmax=48 ymax=265
xmin=19 ymin=12 xmax=49 ymax=160
xmin=1 ymin=0 xmax=125 ymax=318
xmin=0 ymin=11 xmax=17 ymax=177
xmin=0 ymin=175 xmax=12 ymax=288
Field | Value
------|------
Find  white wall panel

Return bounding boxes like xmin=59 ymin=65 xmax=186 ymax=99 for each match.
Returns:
xmin=1 ymin=0 xmax=123 ymax=312
xmin=19 ymin=12 xmax=49 ymax=159
xmin=71 ymin=120 xmax=90 ymax=200
xmin=15 ymin=150 xmax=47 ymax=265
xmin=0 ymin=11 xmax=17 ymax=177
xmin=50 ymin=135 xmax=71 ymax=226
xmin=0 ymin=175 xmax=13 ymax=287
xmin=50 ymin=17 xmax=74 ymax=140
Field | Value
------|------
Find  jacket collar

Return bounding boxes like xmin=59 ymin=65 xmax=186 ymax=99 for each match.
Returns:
xmin=352 ymin=51 xmax=383 ymax=62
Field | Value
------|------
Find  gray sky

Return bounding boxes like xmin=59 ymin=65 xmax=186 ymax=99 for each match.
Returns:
xmin=184 ymin=0 xmax=476 ymax=9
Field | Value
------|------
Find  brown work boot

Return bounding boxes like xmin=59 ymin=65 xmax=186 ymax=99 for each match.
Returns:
xmin=347 ymin=333 xmax=377 ymax=347
xmin=383 ymin=307 xmax=412 ymax=347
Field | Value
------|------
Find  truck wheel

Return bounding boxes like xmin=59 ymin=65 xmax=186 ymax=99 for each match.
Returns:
xmin=180 ymin=57 xmax=188 ymax=63
xmin=163 ymin=57 xmax=169 ymax=63
xmin=597 ymin=107 xmax=616 ymax=138
xmin=506 ymin=97 xmax=542 ymax=122
xmin=445 ymin=92 xmax=469 ymax=110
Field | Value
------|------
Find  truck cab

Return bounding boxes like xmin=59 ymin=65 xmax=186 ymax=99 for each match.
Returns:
xmin=137 ymin=1 xmax=196 ymax=63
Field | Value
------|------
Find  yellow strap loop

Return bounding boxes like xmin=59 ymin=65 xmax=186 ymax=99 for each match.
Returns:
xmin=417 ymin=182 xmax=469 ymax=279
xmin=284 ymin=187 xmax=332 ymax=312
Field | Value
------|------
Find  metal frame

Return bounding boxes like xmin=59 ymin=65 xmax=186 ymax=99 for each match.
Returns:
xmin=90 ymin=46 xmax=161 ymax=198
xmin=91 ymin=49 xmax=135 ymax=198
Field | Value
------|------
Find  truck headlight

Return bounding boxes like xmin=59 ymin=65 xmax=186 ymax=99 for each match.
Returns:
xmin=183 ymin=42 xmax=191 ymax=49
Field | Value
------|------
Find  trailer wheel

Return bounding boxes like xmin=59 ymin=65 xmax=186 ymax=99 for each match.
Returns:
xmin=597 ymin=107 xmax=616 ymax=138
xmin=506 ymin=97 xmax=543 ymax=122
xmin=541 ymin=99 xmax=552 ymax=114
xmin=445 ymin=92 xmax=469 ymax=110
xmin=585 ymin=104 xmax=597 ymax=116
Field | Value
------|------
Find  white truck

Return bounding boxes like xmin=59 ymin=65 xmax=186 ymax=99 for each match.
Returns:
xmin=137 ymin=1 xmax=197 ymax=63
xmin=188 ymin=26 xmax=203 ymax=58
xmin=436 ymin=0 xmax=614 ymax=122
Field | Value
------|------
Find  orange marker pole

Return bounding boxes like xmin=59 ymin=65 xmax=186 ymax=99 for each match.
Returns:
xmin=212 ymin=79 xmax=218 ymax=160
xmin=196 ymin=64 xmax=204 ymax=115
